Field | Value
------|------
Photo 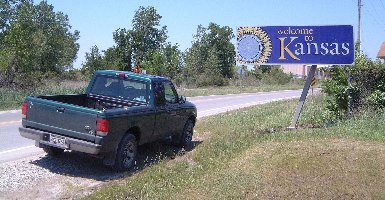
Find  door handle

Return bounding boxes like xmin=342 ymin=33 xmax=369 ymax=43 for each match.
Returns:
xmin=57 ymin=107 xmax=65 ymax=113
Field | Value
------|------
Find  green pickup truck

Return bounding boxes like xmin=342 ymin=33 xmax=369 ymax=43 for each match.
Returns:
xmin=19 ymin=70 xmax=197 ymax=170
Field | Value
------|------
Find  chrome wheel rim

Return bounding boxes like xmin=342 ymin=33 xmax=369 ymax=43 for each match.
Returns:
xmin=122 ymin=141 xmax=136 ymax=167
xmin=184 ymin=122 xmax=193 ymax=144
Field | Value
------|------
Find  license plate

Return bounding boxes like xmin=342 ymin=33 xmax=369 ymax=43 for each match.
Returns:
xmin=49 ymin=134 xmax=68 ymax=148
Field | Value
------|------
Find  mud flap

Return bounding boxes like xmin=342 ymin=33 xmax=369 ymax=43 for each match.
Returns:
xmin=103 ymin=150 xmax=117 ymax=166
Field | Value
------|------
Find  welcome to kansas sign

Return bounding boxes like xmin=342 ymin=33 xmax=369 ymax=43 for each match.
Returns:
xmin=237 ymin=25 xmax=354 ymax=65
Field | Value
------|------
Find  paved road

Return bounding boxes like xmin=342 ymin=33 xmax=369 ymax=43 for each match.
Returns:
xmin=0 ymin=89 xmax=303 ymax=163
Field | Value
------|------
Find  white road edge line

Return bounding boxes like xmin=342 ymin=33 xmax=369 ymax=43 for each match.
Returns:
xmin=187 ymin=89 xmax=302 ymax=98
xmin=198 ymin=96 xmax=300 ymax=117
xmin=0 ymin=110 xmax=20 ymax=114
xmin=0 ymin=145 xmax=36 ymax=155
xmin=190 ymin=90 xmax=300 ymax=102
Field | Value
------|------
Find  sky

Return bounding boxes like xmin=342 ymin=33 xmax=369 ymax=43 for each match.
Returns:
xmin=40 ymin=0 xmax=385 ymax=69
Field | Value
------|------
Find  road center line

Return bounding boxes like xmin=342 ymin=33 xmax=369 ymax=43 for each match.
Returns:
xmin=0 ymin=120 xmax=22 ymax=126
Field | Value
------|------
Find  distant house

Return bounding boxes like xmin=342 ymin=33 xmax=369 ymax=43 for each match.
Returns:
xmin=280 ymin=64 xmax=330 ymax=79
xmin=377 ymin=42 xmax=385 ymax=60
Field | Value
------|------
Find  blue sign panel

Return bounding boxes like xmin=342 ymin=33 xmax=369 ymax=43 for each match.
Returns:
xmin=237 ymin=25 xmax=354 ymax=65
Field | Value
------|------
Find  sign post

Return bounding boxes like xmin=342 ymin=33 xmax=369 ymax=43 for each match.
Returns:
xmin=288 ymin=65 xmax=317 ymax=129
xmin=236 ymin=25 xmax=354 ymax=129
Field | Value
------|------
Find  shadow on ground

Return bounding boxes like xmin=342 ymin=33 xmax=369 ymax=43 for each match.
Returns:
xmin=30 ymin=139 xmax=202 ymax=181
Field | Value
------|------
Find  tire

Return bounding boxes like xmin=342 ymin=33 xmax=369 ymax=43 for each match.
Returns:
xmin=174 ymin=119 xmax=194 ymax=149
xmin=43 ymin=146 xmax=64 ymax=156
xmin=114 ymin=133 xmax=138 ymax=171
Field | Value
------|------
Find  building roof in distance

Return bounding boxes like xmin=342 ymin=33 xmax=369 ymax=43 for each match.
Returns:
xmin=377 ymin=42 xmax=385 ymax=59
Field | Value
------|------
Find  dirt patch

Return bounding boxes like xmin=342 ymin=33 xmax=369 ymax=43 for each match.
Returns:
xmin=165 ymin=132 xmax=211 ymax=168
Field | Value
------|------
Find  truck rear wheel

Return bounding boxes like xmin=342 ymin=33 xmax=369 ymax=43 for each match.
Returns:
xmin=114 ymin=133 xmax=137 ymax=171
xmin=43 ymin=146 xmax=64 ymax=156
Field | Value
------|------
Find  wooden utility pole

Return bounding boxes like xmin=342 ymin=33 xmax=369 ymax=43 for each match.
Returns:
xmin=357 ymin=0 xmax=361 ymax=50
xmin=348 ymin=0 xmax=361 ymax=114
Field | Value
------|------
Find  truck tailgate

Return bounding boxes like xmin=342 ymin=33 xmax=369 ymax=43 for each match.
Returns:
xmin=25 ymin=98 xmax=99 ymax=142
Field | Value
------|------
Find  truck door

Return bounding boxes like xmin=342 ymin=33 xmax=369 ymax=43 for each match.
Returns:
xmin=154 ymin=81 xmax=183 ymax=139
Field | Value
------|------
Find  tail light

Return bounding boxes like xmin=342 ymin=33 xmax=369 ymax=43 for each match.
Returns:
xmin=22 ymin=102 xmax=28 ymax=119
xmin=96 ymin=118 xmax=109 ymax=136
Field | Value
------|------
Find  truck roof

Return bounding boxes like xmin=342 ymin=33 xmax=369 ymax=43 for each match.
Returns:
xmin=95 ymin=70 xmax=170 ymax=82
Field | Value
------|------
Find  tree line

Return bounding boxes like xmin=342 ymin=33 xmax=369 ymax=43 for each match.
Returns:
xmin=0 ymin=1 xmax=239 ymax=88
xmin=81 ymin=6 xmax=236 ymax=87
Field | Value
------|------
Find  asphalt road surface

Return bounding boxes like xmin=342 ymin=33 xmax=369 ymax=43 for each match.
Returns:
xmin=0 ymin=89 xmax=303 ymax=163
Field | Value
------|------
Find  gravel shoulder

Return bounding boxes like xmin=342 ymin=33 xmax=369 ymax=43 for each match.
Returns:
xmin=0 ymin=139 xmax=188 ymax=200
xmin=0 ymin=152 xmax=118 ymax=200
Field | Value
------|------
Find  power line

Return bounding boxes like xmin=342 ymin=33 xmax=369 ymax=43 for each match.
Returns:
xmin=368 ymin=0 xmax=385 ymax=26
xmin=363 ymin=6 xmax=383 ymax=27
xmin=362 ymin=0 xmax=385 ymax=27
xmin=378 ymin=0 xmax=385 ymax=12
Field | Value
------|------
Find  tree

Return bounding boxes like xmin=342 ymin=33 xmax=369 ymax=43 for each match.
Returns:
xmin=83 ymin=6 xmax=181 ymax=79
xmin=102 ymin=47 xmax=122 ymax=70
xmin=162 ymin=43 xmax=182 ymax=79
xmin=0 ymin=0 xmax=28 ymax=34
xmin=0 ymin=0 xmax=79 ymax=88
xmin=99 ymin=6 xmax=181 ymax=78
xmin=205 ymin=23 xmax=235 ymax=78
xmin=196 ymin=48 xmax=225 ymax=86
xmin=184 ymin=23 xmax=235 ymax=86
xmin=97 ymin=28 xmax=133 ymax=71
xmin=142 ymin=43 xmax=182 ymax=79
xmin=131 ymin=6 xmax=167 ymax=65
xmin=81 ymin=45 xmax=104 ymax=76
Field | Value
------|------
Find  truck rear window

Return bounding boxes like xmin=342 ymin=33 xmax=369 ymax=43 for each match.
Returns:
xmin=90 ymin=75 xmax=148 ymax=103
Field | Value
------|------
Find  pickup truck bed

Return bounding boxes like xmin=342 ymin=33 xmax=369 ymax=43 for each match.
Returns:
xmin=39 ymin=94 xmax=147 ymax=110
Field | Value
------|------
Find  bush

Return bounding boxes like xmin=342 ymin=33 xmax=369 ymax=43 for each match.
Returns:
xmin=261 ymin=67 xmax=292 ymax=84
xmin=196 ymin=68 xmax=228 ymax=87
xmin=367 ymin=90 xmax=385 ymax=109
xmin=249 ymin=66 xmax=292 ymax=85
xmin=321 ymin=52 xmax=385 ymax=121
xmin=321 ymin=66 xmax=349 ymax=120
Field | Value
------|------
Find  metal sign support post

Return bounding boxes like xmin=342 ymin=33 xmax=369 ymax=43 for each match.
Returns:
xmin=288 ymin=65 xmax=317 ymax=129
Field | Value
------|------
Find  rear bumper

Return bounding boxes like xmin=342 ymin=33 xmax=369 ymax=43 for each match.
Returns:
xmin=19 ymin=127 xmax=102 ymax=155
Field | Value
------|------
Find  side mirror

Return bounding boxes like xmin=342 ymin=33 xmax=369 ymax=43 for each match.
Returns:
xmin=179 ymin=96 xmax=186 ymax=104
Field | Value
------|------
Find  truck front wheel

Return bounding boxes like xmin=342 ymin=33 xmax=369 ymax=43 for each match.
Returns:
xmin=114 ymin=133 xmax=137 ymax=171
xmin=173 ymin=119 xmax=194 ymax=149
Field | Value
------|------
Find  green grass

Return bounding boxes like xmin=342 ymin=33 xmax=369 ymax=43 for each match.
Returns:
xmin=178 ymin=83 xmax=303 ymax=97
xmin=84 ymin=95 xmax=385 ymax=199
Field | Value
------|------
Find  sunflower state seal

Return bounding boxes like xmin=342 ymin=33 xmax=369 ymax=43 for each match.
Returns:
xmin=237 ymin=27 xmax=272 ymax=65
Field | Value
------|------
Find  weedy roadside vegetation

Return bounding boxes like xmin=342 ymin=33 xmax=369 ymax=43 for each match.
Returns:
xmin=84 ymin=94 xmax=385 ymax=199
xmin=0 ymin=80 xmax=87 ymax=111
xmin=1 ymin=79 xmax=303 ymax=111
